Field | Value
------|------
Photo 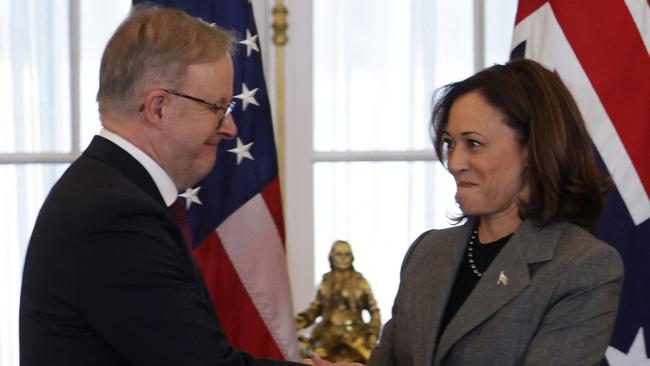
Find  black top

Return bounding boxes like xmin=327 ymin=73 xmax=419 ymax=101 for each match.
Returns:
xmin=438 ymin=230 xmax=512 ymax=337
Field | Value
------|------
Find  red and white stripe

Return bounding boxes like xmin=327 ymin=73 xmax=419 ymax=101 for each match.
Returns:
xmin=193 ymin=178 xmax=299 ymax=361
xmin=624 ymin=0 xmax=650 ymax=55
xmin=513 ymin=0 xmax=650 ymax=226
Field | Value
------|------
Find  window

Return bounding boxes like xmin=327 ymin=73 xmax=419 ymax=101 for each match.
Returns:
xmin=1 ymin=1 xmax=519 ymax=363
xmin=305 ymin=0 xmax=518 ymax=323
xmin=0 ymin=1 xmax=131 ymax=364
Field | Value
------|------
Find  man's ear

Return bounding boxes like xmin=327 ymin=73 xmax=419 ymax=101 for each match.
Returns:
xmin=141 ymin=89 xmax=168 ymax=129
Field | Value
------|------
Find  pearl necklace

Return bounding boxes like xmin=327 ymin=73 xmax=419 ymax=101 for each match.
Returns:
xmin=466 ymin=226 xmax=482 ymax=278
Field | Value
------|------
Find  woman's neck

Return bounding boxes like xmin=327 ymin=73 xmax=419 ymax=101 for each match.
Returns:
xmin=478 ymin=209 xmax=522 ymax=243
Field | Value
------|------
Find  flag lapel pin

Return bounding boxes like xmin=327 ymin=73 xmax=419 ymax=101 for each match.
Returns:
xmin=497 ymin=270 xmax=508 ymax=286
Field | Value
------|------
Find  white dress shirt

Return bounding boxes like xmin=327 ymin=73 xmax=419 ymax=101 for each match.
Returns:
xmin=99 ymin=128 xmax=178 ymax=207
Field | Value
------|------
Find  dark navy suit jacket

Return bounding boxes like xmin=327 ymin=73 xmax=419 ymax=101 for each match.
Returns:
xmin=20 ymin=136 xmax=302 ymax=366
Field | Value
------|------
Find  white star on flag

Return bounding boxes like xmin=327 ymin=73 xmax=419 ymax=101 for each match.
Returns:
xmin=606 ymin=327 xmax=650 ymax=365
xmin=234 ymin=83 xmax=259 ymax=111
xmin=239 ymin=29 xmax=259 ymax=57
xmin=179 ymin=186 xmax=202 ymax=209
xmin=228 ymin=138 xmax=255 ymax=165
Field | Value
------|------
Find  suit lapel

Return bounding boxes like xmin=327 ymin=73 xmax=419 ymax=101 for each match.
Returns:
xmin=433 ymin=219 xmax=561 ymax=365
xmin=84 ymin=135 xmax=204 ymax=278
xmin=84 ymin=135 xmax=166 ymax=207
xmin=416 ymin=222 xmax=473 ymax=365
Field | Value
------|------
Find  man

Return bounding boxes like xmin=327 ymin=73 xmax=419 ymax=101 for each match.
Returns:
xmin=19 ymin=6 xmax=358 ymax=366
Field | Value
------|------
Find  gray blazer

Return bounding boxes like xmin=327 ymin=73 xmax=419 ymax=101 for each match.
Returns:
xmin=368 ymin=219 xmax=623 ymax=366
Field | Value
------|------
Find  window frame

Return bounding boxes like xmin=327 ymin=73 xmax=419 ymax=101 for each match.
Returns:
xmin=0 ymin=0 xmax=517 ymax=334
xmin=0 ymin=0 xmax=81 ymax=165
xmin=280 ymin=0 xmax=514 ymax=312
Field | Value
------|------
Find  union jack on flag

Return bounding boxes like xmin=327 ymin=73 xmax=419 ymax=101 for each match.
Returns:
xmin=132 ymin=0 xmax=299 ymax=361
xmin=512 ymin=1 xmax=650 ymax=364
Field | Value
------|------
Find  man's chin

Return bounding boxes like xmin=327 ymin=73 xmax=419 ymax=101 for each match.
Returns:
xmin=198 ymin=161 xmax=217 ymax=180
xmin=184 ymin=158 xmax=217 ymax=187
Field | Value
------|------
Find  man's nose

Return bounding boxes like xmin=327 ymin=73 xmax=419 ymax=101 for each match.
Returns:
xmin=218 ymin=114 xmax=237 ymax=140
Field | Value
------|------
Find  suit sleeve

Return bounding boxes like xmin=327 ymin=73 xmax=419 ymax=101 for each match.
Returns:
xmin=523 ymin=243 xmax=624 ymax=366
xmin=76 ymin=212 xmax=301 ymax=366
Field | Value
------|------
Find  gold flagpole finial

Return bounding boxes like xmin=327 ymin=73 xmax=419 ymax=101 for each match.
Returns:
xmin=272 ymin=1 xmax=288 ymax=46
xmin=272 ymin=1 xmax=289 ymax=204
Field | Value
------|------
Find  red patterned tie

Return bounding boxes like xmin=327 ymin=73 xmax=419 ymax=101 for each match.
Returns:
xmin=168 ymin=198 xmax=193 ymax=252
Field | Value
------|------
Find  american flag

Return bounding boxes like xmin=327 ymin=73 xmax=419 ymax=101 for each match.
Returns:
xmin=512 ymin=1 xmax=650 ymax=364
xmin=132 ymin=0 xmax=299 ymax=360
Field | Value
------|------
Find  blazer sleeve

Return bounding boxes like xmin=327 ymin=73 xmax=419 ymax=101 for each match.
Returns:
xmin=368 ymin=230 xmax=432 ymax=366
xmin=368 ymin=318 xmax=397 ymax=366
xmin=76 ymin=212 xmax=302 ymax=366
xmin=523 ymin=243 xmax=624 ymax=366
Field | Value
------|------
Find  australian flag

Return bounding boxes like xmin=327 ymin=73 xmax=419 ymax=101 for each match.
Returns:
xmin=512 ymin=0 xmax=650 ymax=364
xmin=132 ymin=0 xmax=299 ymax=360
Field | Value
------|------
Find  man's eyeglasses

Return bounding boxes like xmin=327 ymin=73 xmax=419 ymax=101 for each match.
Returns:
xmin=161 ymin=89 xmax=236 ymax=129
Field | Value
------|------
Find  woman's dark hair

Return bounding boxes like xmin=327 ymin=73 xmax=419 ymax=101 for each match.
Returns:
xmin=430 ymin=58 xmax=607 ymax=231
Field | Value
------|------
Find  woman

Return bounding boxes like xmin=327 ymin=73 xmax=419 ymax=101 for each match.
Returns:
xmin=367 ymin=59 xmax=624 ymax=366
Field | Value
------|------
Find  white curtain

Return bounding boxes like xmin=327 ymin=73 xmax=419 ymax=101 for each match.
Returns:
xmin=311 ymin=0 xmax=517 ymax=324
xmin=0 ymin=0 xmax=72 ymax=155
xmin=0 ymin=0 xmax=516 ymax=363
xmin=0 ymin=1 xmax=70 ymax=365
xmin=0 ymin=2 xmax=130 ymax=365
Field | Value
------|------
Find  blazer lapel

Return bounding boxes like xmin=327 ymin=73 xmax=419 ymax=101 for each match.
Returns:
xmin=433 ymin=219 xmax=561 ymax=365
xmin=416 ymin=222 xmax=473 ymax=365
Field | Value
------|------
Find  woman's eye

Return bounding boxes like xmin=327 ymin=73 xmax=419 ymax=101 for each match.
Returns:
xmin=468 ymin=139 xmax=482 ymax=148
xmin=442 ymin=138 xmax=454 ymax=149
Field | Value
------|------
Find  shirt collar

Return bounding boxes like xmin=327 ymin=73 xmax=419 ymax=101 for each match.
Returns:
xmin=99 ymin=128 xmax=178 ymax=207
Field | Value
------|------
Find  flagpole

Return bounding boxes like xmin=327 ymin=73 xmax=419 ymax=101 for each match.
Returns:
xmin=272 ymin=0 xmax=288 ymax=201
xmin=473 ymin=0 xmax=485 ymax=72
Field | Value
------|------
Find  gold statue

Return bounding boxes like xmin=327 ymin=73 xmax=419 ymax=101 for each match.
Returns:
xmin=296 ymin=240 xmax=381 ymax=363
